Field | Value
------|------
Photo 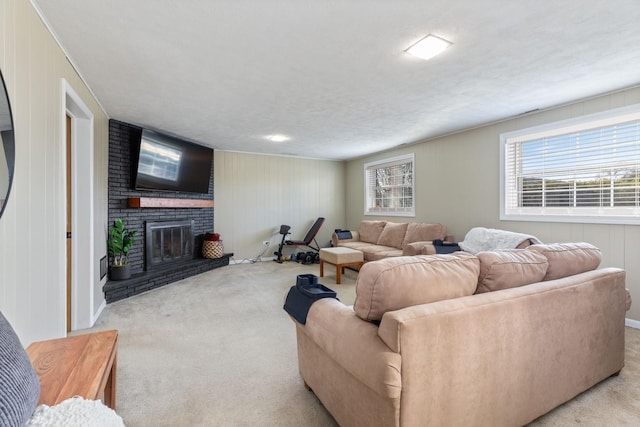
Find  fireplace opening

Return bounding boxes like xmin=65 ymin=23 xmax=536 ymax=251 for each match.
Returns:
xmin=145 ymin=220 xmax=195 ymax=270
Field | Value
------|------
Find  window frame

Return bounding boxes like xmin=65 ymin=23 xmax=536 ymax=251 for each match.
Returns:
xmin=364 ymin=153 xmax=415 ymax=217
xmin=500 ymin=103 xmax=640 ymax=225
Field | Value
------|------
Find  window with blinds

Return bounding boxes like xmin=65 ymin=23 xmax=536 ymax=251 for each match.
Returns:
xmin=364 ymin=154 xmax=414 ymax=216
xmin=501 ymin=104 xmax=640 ymax=224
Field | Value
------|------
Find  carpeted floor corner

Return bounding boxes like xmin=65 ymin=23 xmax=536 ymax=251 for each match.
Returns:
xmin=84 ymin=261 xmax=640 ymax=426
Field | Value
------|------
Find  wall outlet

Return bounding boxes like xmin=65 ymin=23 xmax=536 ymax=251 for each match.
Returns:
xmin=262 ymin=240 xmax=270 ymax=246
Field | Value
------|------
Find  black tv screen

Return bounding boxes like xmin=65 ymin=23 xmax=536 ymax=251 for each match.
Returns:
xmin=132 ymin=129 xmax=213 ymax=194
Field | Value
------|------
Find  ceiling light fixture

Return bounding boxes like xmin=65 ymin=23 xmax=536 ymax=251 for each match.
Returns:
xmin=266 ymin=134 xmax=290 ymax=142
xmin=405 ymin=34 xmax=452 ymax=61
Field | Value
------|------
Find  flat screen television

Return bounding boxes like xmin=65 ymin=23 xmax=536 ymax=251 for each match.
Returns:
xmin=132 ymin=129 xmax=213 ymax=194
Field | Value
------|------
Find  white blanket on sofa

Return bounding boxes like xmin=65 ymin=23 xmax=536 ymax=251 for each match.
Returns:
xmin=458 ymin=227 xmax=542 ymax=254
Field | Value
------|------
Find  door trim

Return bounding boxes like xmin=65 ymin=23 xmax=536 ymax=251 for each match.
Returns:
xmin=66 ymin=114 xmax=72 ymax=332
xmin=63 ymin=79 xmax=97 ymax=330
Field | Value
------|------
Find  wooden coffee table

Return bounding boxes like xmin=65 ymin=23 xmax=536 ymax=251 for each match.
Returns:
xmin=319 ymin=247 xmax=364 ymax=284
xmin=27 ymin=329 xmax=119 ymax=409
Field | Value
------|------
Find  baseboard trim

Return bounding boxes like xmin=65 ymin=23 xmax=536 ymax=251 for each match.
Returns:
xmin=92 ymin=299 xmax=106 ymax=326
xmin=625 ymin=318 xmax=640 ymax=329
xmin=229 ymin=256 xmax=276 ymax=265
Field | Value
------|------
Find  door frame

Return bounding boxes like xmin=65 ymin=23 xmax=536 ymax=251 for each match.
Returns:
xmin=66 ymin=114 xmax=72 ymax=331
xmin=62 ymin=79 xmax=95 ymax=331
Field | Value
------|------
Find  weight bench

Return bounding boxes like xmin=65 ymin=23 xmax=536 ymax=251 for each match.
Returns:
xmin=274 ymin=217 xmax=325 ymax=263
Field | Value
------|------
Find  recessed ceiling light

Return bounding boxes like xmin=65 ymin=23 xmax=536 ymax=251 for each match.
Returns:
xmin=266 ymin=134 xmax=290 ymax=142
xmin=405 ymin=34 xmax=452 ymax=61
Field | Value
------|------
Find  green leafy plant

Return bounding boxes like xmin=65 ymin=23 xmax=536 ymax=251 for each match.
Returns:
xmin=108 ymin=218 xmax=137 ymax=266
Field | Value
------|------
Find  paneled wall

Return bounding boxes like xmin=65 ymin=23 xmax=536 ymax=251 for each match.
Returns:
xmin=0 ymin=0 xmax=109 ymax=344
xmin=345 ymin=86 xmax=640 ymax=322
xmin=214 ymin=151 xmax=345 ymax=261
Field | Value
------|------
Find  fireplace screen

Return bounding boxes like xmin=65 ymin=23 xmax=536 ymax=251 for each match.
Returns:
xmin=145 ymin=220 xmax=195 ymax=270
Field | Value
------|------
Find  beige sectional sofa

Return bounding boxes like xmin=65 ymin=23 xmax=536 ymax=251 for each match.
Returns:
xmin=291 ymin=243 xmax=631 ymax=427
xmin=331 ymin=220 xmax=448 ymax=261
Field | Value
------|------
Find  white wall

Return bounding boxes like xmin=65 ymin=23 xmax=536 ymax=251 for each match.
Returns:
xmin=0 ymin=0 xmax=109 ymax=344
xmin=345 ymin=86 xmax=640 ymax=322
xmin=214 ymin=151 xmax=345 ymax=261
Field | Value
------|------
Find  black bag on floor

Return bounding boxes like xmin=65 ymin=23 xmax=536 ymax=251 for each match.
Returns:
xmin=283 ymin=274 xmax=337 ymax=324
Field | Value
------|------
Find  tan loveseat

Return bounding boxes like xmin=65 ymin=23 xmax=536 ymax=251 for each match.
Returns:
xmin=291 ymin=243 xmax=631 ymax=427
xmin=331 ymin=220 xmax=448 ymax=261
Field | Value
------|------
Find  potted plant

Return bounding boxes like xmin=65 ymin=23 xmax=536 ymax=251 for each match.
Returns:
xmin=107 ymin=218 xmax=138 ymax=280
xmin=202 ymin=232 xmax=224 ymax=259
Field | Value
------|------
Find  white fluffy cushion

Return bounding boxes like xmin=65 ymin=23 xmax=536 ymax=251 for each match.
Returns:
xmin=354 ymin=253 xmax=480 ymax=321
xmin=476 ymin=249 xmax=549 ymax=293
xmin=26 ymin=397 xmax=124 ymax=427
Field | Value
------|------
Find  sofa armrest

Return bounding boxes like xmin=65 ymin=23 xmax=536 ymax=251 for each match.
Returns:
xmin=297 ymin=298 xmax=401 ymax=399
xmin=402 ymin=241 xmax=434 ymax=256
xmin=331 ymin=230 xmax=360 ymax=247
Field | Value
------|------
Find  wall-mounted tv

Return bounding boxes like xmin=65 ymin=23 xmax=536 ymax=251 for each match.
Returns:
xmin=132 ymin=129 xmax=213 ymax=194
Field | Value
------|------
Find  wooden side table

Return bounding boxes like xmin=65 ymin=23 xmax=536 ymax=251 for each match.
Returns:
xmin=319 ymin=247 xmax=364 ymax=284
xmin=27 ymin=329 xmax=119 ymax=409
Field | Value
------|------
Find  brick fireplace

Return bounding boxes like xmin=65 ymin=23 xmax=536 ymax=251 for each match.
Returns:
xmin=104 ymin=120 xmax=229 ymax=303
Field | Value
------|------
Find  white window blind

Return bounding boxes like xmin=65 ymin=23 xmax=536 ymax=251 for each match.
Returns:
xmin=364 ymin=154 xmax=414 ymax=216
xmin=501 ymin=104 xmax=640 ymax=224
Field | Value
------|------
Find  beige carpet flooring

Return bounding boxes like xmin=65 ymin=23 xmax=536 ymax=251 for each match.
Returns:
xmin=85 ymin=260 xmax=640 ymax=426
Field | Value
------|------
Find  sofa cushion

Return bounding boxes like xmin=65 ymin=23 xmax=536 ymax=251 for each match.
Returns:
xmin=376 ymin=222 xmax=408 ymax=249
xmin=363 ymin=246 xmax=403 ymax=261
xmin=354 ymin=253 xmax=480 ymax=321
xmin=476 ymin=249 xmax=549 ymax=293
xmin=0 ymin=311 xmax=41 ymax=427
xmin=337 ymin=241 xmax=377 ymax=251
xmin=527 ymin=242 xmax=601 ymax=281
xmin=358 ymin=221 xmax=387 ymax=244
xmin=401 ymin=223 xmax=447 ymax=248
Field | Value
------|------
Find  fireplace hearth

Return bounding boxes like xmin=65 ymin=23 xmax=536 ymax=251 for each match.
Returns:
xmin=103 ymin=254 xmax=231 ymax=303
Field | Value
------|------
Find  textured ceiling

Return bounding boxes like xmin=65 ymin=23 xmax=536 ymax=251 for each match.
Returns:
xmin=32 ymin=0 xmax=640 ymax=160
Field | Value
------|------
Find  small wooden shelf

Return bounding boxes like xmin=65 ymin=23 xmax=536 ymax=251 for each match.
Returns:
xmin=127 ymin=197 xmax=214 ymax=208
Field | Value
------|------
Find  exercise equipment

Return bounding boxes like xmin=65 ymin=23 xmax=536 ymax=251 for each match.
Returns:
xmin=274 ymin=217 xmax=325 ymax=263
xmin=297 ymin=251 xmax=319 ymax=265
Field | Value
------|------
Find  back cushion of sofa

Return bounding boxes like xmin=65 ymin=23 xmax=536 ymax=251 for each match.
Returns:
xmin=527 ymin=242 xmax=601 ymax=281
xmin=354 ymin=253 xmax=480 ymax=321
xmin=376 ymin=222 xmax=408 ymax=249
xmin=358 ymin=221 xmax=387 ymax=244
xmin=401 ymin=223 xmax=447 ymax=248
xmin=476 ymin=249 xmax=549 ymax=293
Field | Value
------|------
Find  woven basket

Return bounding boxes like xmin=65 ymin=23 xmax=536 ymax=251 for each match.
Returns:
xmin=202 ymin=240 xmax=224 ymax=259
